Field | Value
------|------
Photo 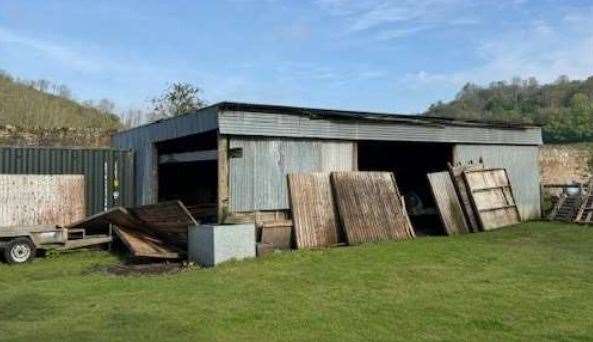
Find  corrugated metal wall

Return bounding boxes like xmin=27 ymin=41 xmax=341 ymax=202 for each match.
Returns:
xmin=112 ymin=106 xmax=218 ymax=205
xmin=229 ymin=137 xmax=355 ymax=211
xmin=453 ymin=144 xmax=541 ymax=220
xmin=0 ymin=147 xmax=134 ymax=215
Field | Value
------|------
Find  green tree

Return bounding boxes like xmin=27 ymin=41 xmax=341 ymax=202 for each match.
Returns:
xmin=150 ymin=82 xmax=206 ymax=120
xmin=425 ymin=76 xmax=593 ymax=143
xmin=569 ymin=93 xmax=593 ymax=140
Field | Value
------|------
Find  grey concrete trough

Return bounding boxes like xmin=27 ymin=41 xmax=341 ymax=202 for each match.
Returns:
xmin=188 ymin=224 xmax=256 ymax=267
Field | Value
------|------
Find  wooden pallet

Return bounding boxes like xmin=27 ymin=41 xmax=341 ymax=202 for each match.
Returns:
xmin=447 ymin=162 xmax=484 ymax=232
xmin=463 ymin=168 xmax=521 ymax=230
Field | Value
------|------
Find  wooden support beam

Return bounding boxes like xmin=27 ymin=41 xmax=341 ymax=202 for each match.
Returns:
xmin=472 ymin=185 xmax=511 ymax=192
xmin=158 ymin=150 xmax=218 ymax=164
xmin=477 ymin=204 xmax=518 ymax=212
xmin=217 ymin=134 xmax=230 ymax=223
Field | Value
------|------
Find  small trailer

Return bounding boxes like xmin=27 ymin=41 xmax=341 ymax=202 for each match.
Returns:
xmin=0 ymin=225 xmax=111 ymax=264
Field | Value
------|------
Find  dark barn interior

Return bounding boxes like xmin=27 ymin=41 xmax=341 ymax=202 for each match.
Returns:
xmin=357 ymin=141 xmax=453 ymax=235
xmin=156 ymin=131 xmax=218 ymax=222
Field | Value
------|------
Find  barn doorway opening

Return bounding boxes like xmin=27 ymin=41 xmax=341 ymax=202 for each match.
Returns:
xmin=156 ymin=130 xmax=218 ymax=222
xmin=357 ymin=141 xmax=453 ymax=236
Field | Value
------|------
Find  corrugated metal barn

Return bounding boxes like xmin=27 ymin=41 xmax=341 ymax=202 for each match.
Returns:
xmin=113 ymin=102 xmax=542 ymax=234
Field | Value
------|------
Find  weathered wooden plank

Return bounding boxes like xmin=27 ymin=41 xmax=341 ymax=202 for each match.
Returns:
xmin=463 ymin=168 xmax=521 ymax=230
xmin=447 ymin=162 xmax=483 ymax=232
xmin=113 ymin=227 xmax=180 ymax=259
xmin=574 ymin=180 xmax=593 ymax=224
xmin=261 ymin=225 xmax=292 ymax=250
xmin=69 ymin=201 xmax=196 ymax=256
xmin=218 ymin=134 xmax=230 ymax=223
xmin=427 ymin=172 xmax=469 ymax=235
xmin=66 ymin=207 xmax=139 ymax=230
xmin=288 ymin=172 xmax=341 ymax=248
xmin=330 ymin=171 xmax=414 ymax=244
xmin=127 ymin=201 xmax=196 ymax=248
xmin=0 ymin=174 xmax=85 ymax=227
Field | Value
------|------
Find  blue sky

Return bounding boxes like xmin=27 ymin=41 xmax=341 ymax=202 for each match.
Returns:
xmin=1 ymin=0 xmax=592 ymax=114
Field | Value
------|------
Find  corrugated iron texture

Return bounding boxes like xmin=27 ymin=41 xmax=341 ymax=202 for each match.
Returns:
xmin=453 ymin=144 xmax=541 ymax=220
xmin=0 ymin=147 xmax=134 ymax=215
xmin=112 ymin=106 xmax=218 ymax=205
xmin=216 ymin=102 xmax=537 ymax=129
xmin=111 ymin=103 xmax=543 ymax=210
xmin=229 ymin=137 xmax=355 ymax=211
xmin=0 ymin=174 xmax=85 ymax=226
xmin=219 ymin=110 xmax=543 ymax=146
xmin=288 ymin=172 xmax=341 ymax=248
xmin=331 ymin=171 xmax=414 ymax=244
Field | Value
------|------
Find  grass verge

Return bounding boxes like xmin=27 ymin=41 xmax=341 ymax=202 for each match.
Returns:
xmin=1 ymin=221 xmax=592 ymax=341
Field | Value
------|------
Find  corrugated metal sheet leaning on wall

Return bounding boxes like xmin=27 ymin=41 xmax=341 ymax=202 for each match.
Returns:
xmin=0 ymin=147 xmax=134 ymax=216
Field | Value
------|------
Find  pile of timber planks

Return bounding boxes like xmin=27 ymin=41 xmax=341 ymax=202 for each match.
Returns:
xmin=67 ymin=201 xmax=197 ymax=259
xmin=427 ymin=163 xmax=522 ymax=234
xmin=288 ymin=171 xmax=414 ymax=248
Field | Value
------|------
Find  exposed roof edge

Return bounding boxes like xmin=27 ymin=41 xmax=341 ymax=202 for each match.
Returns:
xmin=113 ymin=101 xmax=542 ymax=137
xmin=216 ymin=101 xmax=542 ymax=130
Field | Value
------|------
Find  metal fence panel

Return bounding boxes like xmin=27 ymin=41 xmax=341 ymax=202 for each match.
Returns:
xmin=0 ymin=147 xmax=134 ymax=215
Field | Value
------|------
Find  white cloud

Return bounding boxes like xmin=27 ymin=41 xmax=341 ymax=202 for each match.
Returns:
xmin=317 ymin=0 xmax=477 ymax=32
xmin=400 ymin=16 xmax=593 ymax=92
xmin=0 ymin=26 xmax=166 ymax=77
xmin=375 ymin=25 xmax=431 ymax=41
xmin=315 ymin=0 xmax=482 ymax=45
xmin=0 ymin=27 xmax=103 ymax=73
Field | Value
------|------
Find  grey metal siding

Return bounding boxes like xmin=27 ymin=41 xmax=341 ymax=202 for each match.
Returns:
xmin=453 ymin=144 xmax=541 ymax=220
xmin=219 ymin=110 xmax=543 ymax=146
xmin=229 ymin=137 xmax=355 ymax=211
xmin=0 ymin=147 xmax=134 ymax=215
xmin=112 ymin=107 xmax=219 ymax=205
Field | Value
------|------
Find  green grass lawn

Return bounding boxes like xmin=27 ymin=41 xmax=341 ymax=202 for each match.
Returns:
xmin=1 ymin=221 xmax=593 ymax=341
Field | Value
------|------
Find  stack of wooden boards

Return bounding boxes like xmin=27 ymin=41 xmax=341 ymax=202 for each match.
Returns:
xmin=288 ymin=171 xmax=414 ymax=249
xmin=67 ymin=201 xmax=197 ymax=259
xmin=428 ymin=163 xmax=522 ymax=234
xmin=548 ymin=179 xmax=593 ymax=224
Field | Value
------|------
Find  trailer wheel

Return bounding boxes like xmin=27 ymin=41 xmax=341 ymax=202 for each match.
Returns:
xmin=4 ymin=238 xmax=36 ymax=264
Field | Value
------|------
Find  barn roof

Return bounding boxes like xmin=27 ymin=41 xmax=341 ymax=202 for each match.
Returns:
xmin=113 ymin=101 xmax=542 ymax=146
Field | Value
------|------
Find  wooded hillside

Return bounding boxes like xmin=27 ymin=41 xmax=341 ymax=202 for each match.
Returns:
xmin=426 ymin=76 xmax=593 ymax=143
xmin=0 ymin=71 xmax=121 ymax=130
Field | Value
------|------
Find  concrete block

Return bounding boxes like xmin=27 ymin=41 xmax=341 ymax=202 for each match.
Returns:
xmin=188 ymin=224 xmax=255 ymax=267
